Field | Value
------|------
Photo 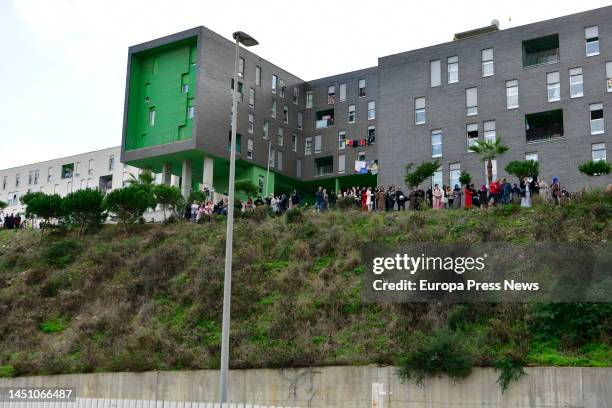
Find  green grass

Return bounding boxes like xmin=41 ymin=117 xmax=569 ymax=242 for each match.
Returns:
xmin=0 ymin=190 xmax=610 ymax=377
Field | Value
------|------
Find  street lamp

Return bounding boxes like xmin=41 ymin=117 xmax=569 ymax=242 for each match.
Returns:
xmin=219 ymin=30 xmax=259 ymax=406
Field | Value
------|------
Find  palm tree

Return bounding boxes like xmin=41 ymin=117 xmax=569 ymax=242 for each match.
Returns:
xmin=127 ymin=169 xmax=155 ymax=188
xmin=469 ymin=138 xmax=509 ymax=185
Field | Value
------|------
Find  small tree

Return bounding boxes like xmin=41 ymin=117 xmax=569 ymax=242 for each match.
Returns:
xmin=61 ymin=189 xmax=107 ymax=236
xmin=469 ymin=138 xmax=509 ymax=185
xmin=102 ymin=185 xmax=156 ymax=232
xmin=126 ymin=169 xmax=155 ymax=191
xmin=505 ymin=160 xmax=539 ymax=183
xmin=154 ymin=184 xmax=183 ymax=221
xmin=188 ymin=190 xmax=206 ymax=203
xmin=458 ymin=171 xmax=472 ymax=187
xmin=235 ymin=180 xmax=259 ymax=197
xmin=0 ymin=200 xmax=6 ymax=213
xmin=23 ymin=193 xmax=63 ymax=238
xmin=405 ymin=160 xmax=440 ymax=190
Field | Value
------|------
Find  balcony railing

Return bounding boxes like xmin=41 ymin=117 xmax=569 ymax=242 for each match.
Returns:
xmin=315 ymin=165 xmax=334 ymax=177
xmin=524 ymin=48 xmax=560 ymax=68
xmin=316 ymin=118 xmax=334 ymax=129
xmin=526 ymin=124 xmax=564 ymax=143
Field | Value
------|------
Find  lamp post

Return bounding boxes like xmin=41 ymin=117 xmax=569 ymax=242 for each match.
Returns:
xmin=219 ymin=30 xmax=258 ymax=407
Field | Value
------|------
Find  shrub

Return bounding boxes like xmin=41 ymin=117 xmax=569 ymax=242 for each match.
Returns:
xmin=154 ymin=184 xmax=183 ymax=221
xmin=458 ymin=171 xmax=472 ymax=187
xmin=398 ymin=329 xmax=475 ymax=383
xmin=102 ymin=185 xmax=156 ymax=232
xmin=40 ymin=318 xmax=67 ymax=333
xmin=0 ymin=365 xmax=15 ymax=378
xmin=336 ymin=196 xmax=357 ymax=211
xmin=235 ymin=180 xmax=259 ymax=197
xmin=505 ymin=160 xmax=539 ymax=182
xmin=61 ymin=189 xmax=106 ymax=235
xmin=494 ymin=351 xmax=526 ymax=392
xmin=23 ymin=193 xmax=63 ymax=235
xmin=188 ymin=190 xmax=206 ymax=203
xmin=42 ymin=239 xmax=80 ymax=268
xmin=285 ymin=207 xmax=303 ymax=224
xmin=578 ymin=160 xmax=611 ymax=177
xmin=405 ymin=160 xmax=440 ymax=189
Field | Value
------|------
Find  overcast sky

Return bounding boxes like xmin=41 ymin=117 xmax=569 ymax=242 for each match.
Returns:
xmin=1 ymin=0 xmax=609 ymax=169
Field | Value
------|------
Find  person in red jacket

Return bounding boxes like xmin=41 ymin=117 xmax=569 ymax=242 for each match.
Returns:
xmin=464 ymin=185 xmax=473 ymax=209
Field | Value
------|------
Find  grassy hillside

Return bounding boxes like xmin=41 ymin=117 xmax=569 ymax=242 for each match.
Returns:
xmin=0 ymin=192 xmax=611 ymax=379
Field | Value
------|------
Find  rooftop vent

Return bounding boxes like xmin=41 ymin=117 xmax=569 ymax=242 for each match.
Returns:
xmin=454 ymin=20 xmax=500 ymax=40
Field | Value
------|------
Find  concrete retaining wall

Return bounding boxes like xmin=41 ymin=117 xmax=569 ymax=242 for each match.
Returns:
xmin=1 ymin=366 xmax=610 ymax=407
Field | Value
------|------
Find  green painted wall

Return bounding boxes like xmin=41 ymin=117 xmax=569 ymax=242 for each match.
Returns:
xmin=125 ymin=38 xmax=197 ymax=150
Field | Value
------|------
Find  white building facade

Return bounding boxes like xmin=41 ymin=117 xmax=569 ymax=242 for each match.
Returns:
xmin=0 ymin=147 xmax=146 ymax=215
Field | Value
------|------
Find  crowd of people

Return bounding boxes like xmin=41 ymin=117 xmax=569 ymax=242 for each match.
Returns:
xmin=0 ymin=213 xmax=23 ymax=229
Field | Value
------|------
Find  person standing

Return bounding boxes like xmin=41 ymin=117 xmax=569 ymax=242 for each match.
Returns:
xmin=376 ymin=188 xmax=385 ymax=211
xmin=521 ymin=177 xmax=532 ymax=208
xmin=432 ymin=184 xmax=443 ymax=209
xmin=464 ymin=185 xmax=473 ymax=209
xmin=453 ymin=185 xmax=462 ymax=208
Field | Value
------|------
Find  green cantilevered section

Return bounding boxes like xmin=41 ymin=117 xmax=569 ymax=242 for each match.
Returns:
xmin=125 ymin=37 xmax=197 ymax=150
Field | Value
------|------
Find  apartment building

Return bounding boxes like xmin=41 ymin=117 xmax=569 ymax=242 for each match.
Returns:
xmin=0 ymin=147 xmax=143 ymax=214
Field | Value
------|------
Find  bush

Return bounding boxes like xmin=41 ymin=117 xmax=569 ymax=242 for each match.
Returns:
xmin=102 ymin=185 xmax=156 ymax=232
xmin=188 ymin=190 xmax=206 ymax=203
xmin=235 ymin=180 xmax=259 ymax=197
xmin=42 ymin=239 xmax=80 ymax=268
xmin=61 ymin=189 xmax=106 ymax=235
xmin=494 ymin=351 xmax=526 ymax=392
xmin=0 ymin=365 xmax=15 ymax=378
xmin=336 ymin=196 xmax=357 ymax=211
xmin=505 ymin=160 xmax=539 ymax=182
xmin=23 ymin=193 xmax=63 ymax=233
xmin=398 ymin=329 xmax=475 ymax=383
xmin=40 ymin=318 xmax=67 ymax=333
xmin=154 ymin=184 xmax=183 ymax=221
xmin=285 ymin=207 xmax=304 ymax=224
xmin=578 ymin=160 xmax=611 ymax=177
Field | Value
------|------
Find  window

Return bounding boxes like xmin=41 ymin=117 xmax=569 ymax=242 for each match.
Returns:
xmin=592 ymin=143 xmax=606 ymax=162
xmin=590 ymin=103 xmax=604 ymax=135
xmin=368 ymin=125 xmax=376 ymax=144
xmin=181 ymin=84 xmax=189 ymax=93
xmin=358 ymin=79 xmax=366 ymax=97
xmin=607 ymin=61 xmax=612 ymax=92
xmin=269 ymin=149 xmax=275 ymax=168
xmin=484 ymin=120 xmax=496 ymax=143
xmin=506 ymin=80 xmax=519 ymax=109
xmin=432 ymin=168 xmax=443 ymax=190
xmin=348 ymin=105 xmax=356 ymax=123
xmin=415 ymin=97 xmax=426 ymax=125
xmin=485 ymin=159 xmax=498 ymax=182
xmin=248 ymin=113 xmax=254 ymax=134
xmin=247 ymin=138 xmax=253 ymax=159
xmin=230 ymin=79 xmax=243 ymax=102
xmin=449 ymin=163 xmax=461 ymax=189
xmin=293 ymin=86 xmax=299 ymax=105
xmin=466 ymin=123 xmax=479 ymax=150
xmin=61 ymin=164 xmax=74 ymax=179
xmin=328 ymin=85 xmax=335 ymax=104
xmin=255 ymin=65 xmax=261 ymax=86
xmin=316 ymin=109 xmax=334 ymax=129
xmin=339 ymin=83 xmax=347 ymax=101
xmin=33 ymin=170 xmax=39 ymax=185
xmin=47 ymin=166 xmax=54 ymax=182
xmin=262 ymin=119 xmax=269 ymax=139
xmin=466 ymin=87 xmax=478 ymax=116
xmin=297 ymin=112 xmax=303 ymax=130
xmin=227 ymin=132 xmax=241 ymax=154
xmin=15 ymin=173 xmax=20 ymax=187
xmin=447 ymin=56 xmax=459 ymax=84
xmin=431 ymin=129 xmax=442 ymax=158
xmin=305 ymin=136 xmax=313 ymax=155
xmin=522 ymin=34 xmax=559 ymax=68
xmin=75 ymin=162 xmax=81 ymax=177
xmin=367 ymin=101 xmax=376 ymax=120
xmin=276 ymin=151 xmax=283 ymax=171
xmin=296 ymin=159 xmax=302 ymax=177
xmin=314 ymin=135 xmax=322 ymax=154
xmin=338 ymin=154 xmax=346 ymax=173
xmin=238 ymin=57 xmax=245 ymax=78
xmin=187 ymin=106 xmax=195 ymax=119
xmin=292 ymin=133 xmax=297 ymax=152
xmin=149 ymin=108 xmax=155 ymax=126
xmin=525 ymin=109 xmax=564 ymax=143
xmin=283 ymin=105 xmax=289 ymax=124
xmin=585 ymin=26 xmax=599 ymax=57
xmin=88 ymin=160 xmax=94 ymax=175
xmin=2 ymin=176 xmax=6 ymax=190
xmin=271 ymin=74 xmax=278 ymax=94
xmin=525 ymin=152 xmax=538 ymax=162
xmin=7 ymin=192 xmax=18 ymax=206
xmin=278 ymin=127 xmax=284 ymax=146
xmin=271 ymin=99 xmax=277 ymax=118
xmin=108 ymin=155 xmax=115 ymax=171
xmin=279 ymin=79 xmax=286 ymax=98
xmin=306 ymin=91 xmax=313 ymax=108
xmin=338 ymin=130 xmax=346 ymax=149
xmin=28 ymin=170 xmax=33 ymax=185
xmin=430 ymin=60 xmax=441 ymax=87
xmin=569 ymin=67 xmax=583 ymax=98
xmin=482 ymin=48 xmax=494 ymax=77
xmin=249 ymin=88 xmax=255 ymax=108
xmin=547 ymin=71 xmax=560 ymax=102
xmin=358 ymin=151 xmax=366 ymax=161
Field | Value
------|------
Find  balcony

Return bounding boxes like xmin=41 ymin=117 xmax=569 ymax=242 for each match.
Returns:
xmin=315 ymin=109 xmax=334 ymax=129
xmin=315 ymin=156 xmax=334 ymax=177
xmin=526 ymin=109 xmax=564 ymax=143
xmin=523 ymin=34 xmax=560 ymax=68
